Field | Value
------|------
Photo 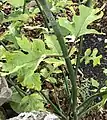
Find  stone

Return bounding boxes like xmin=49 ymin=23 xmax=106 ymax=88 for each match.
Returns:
xmin=0 ymin=77 xmax=12 ymax=106
xmin=7 ymin=111 xmax=60 ymax=120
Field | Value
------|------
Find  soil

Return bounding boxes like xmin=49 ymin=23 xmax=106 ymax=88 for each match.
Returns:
xmin=80 ymin=1 xmax=107 ymax=120
xmin=81 ymin=1 xmax=107 ymax=84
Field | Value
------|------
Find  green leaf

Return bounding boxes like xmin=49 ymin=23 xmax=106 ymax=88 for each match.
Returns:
xmin=1 ymin=37 xmax=46 ymax=90
xmin=85 ymin=48 xmax=91 ymax=56
xmin=2 ymin=37 xmax=46 ymax=75
xmin=71 ymin=58 xmax=76 ymax=65
xmin=0 ymin=31 xmax=9 ymax=41
xmin=16 ymin=36 xmax=32 ymax=52
xmin=91 ymin=48 xmax=98 ymax=56
xmin=10 ymin=92 xmax=23 ymax=103
xmin=100 ymin=94 xmax=107 ymax=108
xmin=99 ymin=86 xmax=107 ymax=108
xmin=81 ymin=48 xmax=102 ymax=66
xmin=92 ymin=55 xmax=102 ymax=67
xmin=91 ymin=78 xmax=99 ymax=88
xmin=7 ymin=0 xmax=24 ymax=7
xmin=85 ymin=57 xmax=91 ymax=65
xmin=100 ymin=86 xmax=107 ymax=92
xmin=44 ymin=58 xmax=64 ymax=67
xmin=2 ymin=51 xmax=30 ymax=73
xmin=10 ymin=102 xmax=23 ymax=113
xmin=0 ymin=46 xmax=5 ymax=58
xmin=105 ymin=80 xmax=107 ymax=86
xmin=44 ymin=34 xmax=62 ymax=55
xmin=22 ymin=73 xmax=41 ymax=91
xmin=90 ymin=89 xmax=98 ymax=92
xmin=0 ymin=11 xmax=4 ymax=23
xmin=3 ymin=14 xmax=29 ymax=23
xmin=58 ymin=17 xmax=72 ymax=34
xmin=56 ymin=0 xmax=67 ymax=7
xmin=69 ymin=46 xmax=77 ymax=56
xmin=46 ymin=77 xmax=57 ymax=83
xmin=20 ymin=93 xmax=45 ymax=112
xmin=10 ymin=87 xmax=24 ymax=113
xmin=40 ymin=68 xmax=49 ymax=78
xmin=58 ymin=5 xmax=104 ymax=38
xmin=91 ymin=48 xmax=102 ymax=66
xmin=103 ymin=68 xmax=107 ymax=75
xmin=1 ymin=22 xmax=22 ymax=48
xmin=83 ymin=48 xmax=92 ymax=64
xmin=53 ymin=69 xmax=62 ymax=74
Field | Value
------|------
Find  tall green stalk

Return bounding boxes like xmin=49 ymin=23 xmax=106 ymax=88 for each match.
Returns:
xmin=75 ymin=36 xmax=83 ymax=77
xmin=38 ymin=0 xmax=77 ymax=119
xmin=23 ymin=0 xmax=27 ymax=14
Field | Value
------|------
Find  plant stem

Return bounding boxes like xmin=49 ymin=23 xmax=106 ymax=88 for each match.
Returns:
xmin=62 ymin=67 xmax=71 ymax=98
xmin=23 ymin=0 xmax=27 ymax=14
xmin=78 ymin=102 xmax=101 ymax=118
xmin=68 ymin=42 xmax=75 ymax=57
xmin=35 ymin=0 xmax=50 ymax=31
xmin=40 ymin=91 xmax=67 ymax=120
xmin=38 ymin=0 xmax=77 ymax=119
xmin=7 ymin=77 xmax=27 ymax=97
xmin=53 ymin=85 xmax=63 ymax=113
xmin=77 ymin=91 xmax=107 ymax=111
xmin=75 ymin=36 xmax=83 ymax=77
xmin=0 ymin=41 xmax=9 ymax=51
xmin=61 ymin=67 xmax=73 ymax=116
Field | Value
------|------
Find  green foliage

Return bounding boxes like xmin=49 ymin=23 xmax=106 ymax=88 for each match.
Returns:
xmin=21 ymin=73 xmax=41 ymax=91
xmin=0 ymin=0 xmax=106 ymax=119
xmin=1 ymin=34 xmax=63 ymax=89
xmin=3 ymin=13 xmax=29 ymax=23
xmin=44 ymin=34 xmax=62 ymax=55
xmin=58 ymin=5 xmax=104 ymax=38
xmin=91 ymin=78 xmax=99 ymax=88
xmin=47 ymin=0 xmax=68 ymax=13
xmin=44 ymin=58 xmax=64 ymax=67
xmin=10 ymin=88 xmax=45 ymax=113
xmin=0 ymin=46 xmax=4 ymax=58
xmin=99 ymin=87 xmax=107 ymax=107
xmin=1 ymin=36 xmax=48 ymax=90
xmin=0 ymin=11 xmax=4 ymax=23
xmin=19 ymin=93 xmax=45 ymax=112
xmin=10 ymin=88 xmax=24 ymax=113
xmin=81 ymin=48 xmax=102 ymax=67
xmin=6 ymin=0 xmax=24 ymax=7
xmin=40 ymin=62 xmax=63 ymax=83
xmin=103 ymin=68 xmax=107 ymax=76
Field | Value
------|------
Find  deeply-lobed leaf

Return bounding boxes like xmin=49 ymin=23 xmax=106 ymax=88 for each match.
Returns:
xmin=58 ymin=5 xmax=104 ymax=38
xmin=1 ymin=37 xmax=47 ymax=90
xmin=19 ymin=93 xmax=45 ymax=112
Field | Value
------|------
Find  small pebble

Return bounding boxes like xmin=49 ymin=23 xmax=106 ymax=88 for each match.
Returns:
xmin=104 ymin=39 xmax=107 ymax=43
xmin=98 ymin=37 xmax=102 ymax=42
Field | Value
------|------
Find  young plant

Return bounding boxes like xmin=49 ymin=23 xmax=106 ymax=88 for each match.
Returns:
xmin=37 ymin=0 xmax=107 ymax=120
xmin=81 ymin=48 xmax=102 ymax=67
